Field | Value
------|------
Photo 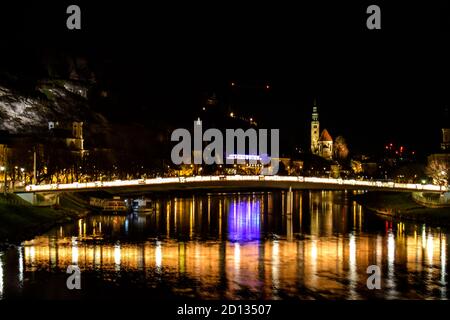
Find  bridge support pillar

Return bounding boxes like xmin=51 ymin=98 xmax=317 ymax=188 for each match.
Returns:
xmin=286 ymin=187 xmax=293 ymax=215
xmin=286 ymin=187 xmax=293 ymax=240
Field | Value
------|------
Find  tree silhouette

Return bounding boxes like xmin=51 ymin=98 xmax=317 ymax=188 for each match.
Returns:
xmin=425 ymin=159 xmax=449 ymax=186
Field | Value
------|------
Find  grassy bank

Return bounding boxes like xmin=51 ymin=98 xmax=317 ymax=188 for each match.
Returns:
xmin=354 ymin=192 xmax=450 ymax=227
xmin=0 ymin=193 xmax=89 ymax=246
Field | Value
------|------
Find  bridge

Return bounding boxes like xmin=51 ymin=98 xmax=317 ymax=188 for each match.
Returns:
xmin=19 ymin=175 xmax=447 ymax=194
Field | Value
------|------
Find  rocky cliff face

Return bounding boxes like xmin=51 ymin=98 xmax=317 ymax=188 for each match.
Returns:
xmin=0 ymin=79 xmax=107 ymax=134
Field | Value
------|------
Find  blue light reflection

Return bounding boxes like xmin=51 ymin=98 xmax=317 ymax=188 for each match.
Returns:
xmin=228 ymin=197 xmax=261 ymax=242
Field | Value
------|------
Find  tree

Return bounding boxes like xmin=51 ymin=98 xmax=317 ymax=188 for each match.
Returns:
xmin=425 ymin=159 xmax=449 ymax=186
xmin=334 ymin=136 xmax=349 ymax=160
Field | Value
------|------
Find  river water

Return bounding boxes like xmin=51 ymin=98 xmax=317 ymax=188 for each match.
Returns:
xmin=0 ymin=191 xmax=448 ymax=299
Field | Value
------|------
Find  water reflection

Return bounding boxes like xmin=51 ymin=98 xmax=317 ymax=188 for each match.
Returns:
xmin=0 ymin=190 xmax=448 ymax=299
xmin=0 ymin=252 xmax=3 ymax=299
xmin=228 ymin=197 xmax=261 ymax=242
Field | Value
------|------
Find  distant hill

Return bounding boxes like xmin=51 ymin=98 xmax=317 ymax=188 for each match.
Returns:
xmin=0 ymin=79 xmax=107 ymax=134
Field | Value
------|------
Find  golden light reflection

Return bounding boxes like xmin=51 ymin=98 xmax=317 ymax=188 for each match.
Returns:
xmin=441 ymin=235 xmax=447 ymax=298
xmin=427 ymin=234 xmax=434 ymax=265
xmin=348 ymin=233 xmax=358 ymax=299
xmin=7 ymin=191 xmax=447 ymax=300
xmin=114 ymin=243 xmax=121 ymax=270
xmin=0 ymin=253 xmax=4 ymax=300
xmin=71 ymin=237 xmax=78 ymax=265
xmin=272 ymin=241 xmax=280 ymax=290
xmin=154 ymin=241 xmax=161 ymax=269
xmin=17 ymin=226 xmax=449 ymax=300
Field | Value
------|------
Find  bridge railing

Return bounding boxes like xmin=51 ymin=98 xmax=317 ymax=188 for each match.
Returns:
xmin=23 ymin=175 xmax=448 ymax=193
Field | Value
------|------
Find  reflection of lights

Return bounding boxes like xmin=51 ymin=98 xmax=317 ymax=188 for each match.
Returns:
xmin=12 ymin=196 xmax=450 ymax=300
xmin=427 ymin=234 xmax=434 ymax=265
xmin=94 ymin=246 xmax=101 ymax=269
xmin=72 ymin=237 xmax=78 ymax=265
xmin=386 ymin=231 xmax=396 ymax=298
xmin=388 ymin=232 xmax=395 ymax=266
xmin=422 ymin=225 xmax=426 ymax=249
xmin=376 ymin=235 xmax=383 ymax=266
xmin=311 ymin=240 xmax=318 ymax=261
xmin=348 ymin=233 xmax=358 ymax=299
xmin=0 ymin=253 xmax=3 ymax=299
xmin=114 ymin=243 xmax=121 ymax=270
xmin=228 ymin=198 xmax=261 ymax=242
xmin=234 ymin=243 xmax=240 ymax=272
xmin=349 ymin=234 xmax=356 ymax=267
xmin=125 ymin=219 xmax=129 ymax=234
xmin=18 ymin=246 xmax=24 ymax=285
xmin=155 ymin=241 xmax=162 ymax=269
xmin=189 ymin=200 xmax=194 ymax=239
xmin=25 ymin=246 xmax=36 ymax=266
xmin=441 ymin=235 xmax=447 ymax=294
xmin=178 ymin=242 xmax=186 ymax=274
xmin=78 ymin=219 xmax=82 ymax=238
xmin=272 ymin=241 xmax=280 ymax=290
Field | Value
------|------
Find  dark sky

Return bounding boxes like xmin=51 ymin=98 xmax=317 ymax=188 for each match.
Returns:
xmin=0 ymin=1 xmax=449 ymax=157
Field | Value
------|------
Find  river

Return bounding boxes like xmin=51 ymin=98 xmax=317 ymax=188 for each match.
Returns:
xmin=0 ymin=190 xmax=448 ymax=299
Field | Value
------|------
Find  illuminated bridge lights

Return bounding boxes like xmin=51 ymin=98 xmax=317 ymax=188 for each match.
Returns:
xmin=23 ymin=175 xmax=447 ymax=193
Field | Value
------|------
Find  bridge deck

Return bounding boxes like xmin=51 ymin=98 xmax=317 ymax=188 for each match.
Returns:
xmin=19 ymin=176 xmax=447 ymax=194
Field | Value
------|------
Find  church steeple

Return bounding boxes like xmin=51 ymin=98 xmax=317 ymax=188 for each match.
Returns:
xmin=311 ymin=99 xmax=320 ymax=154
xmin=312 ymin=98 xmax=319 ymax=122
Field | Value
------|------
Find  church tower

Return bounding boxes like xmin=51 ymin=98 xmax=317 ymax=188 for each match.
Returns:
xmin=311 ymin=99 xmax=320 ymax=154
xmin=72 ymin=121 xmax=84 ymax=151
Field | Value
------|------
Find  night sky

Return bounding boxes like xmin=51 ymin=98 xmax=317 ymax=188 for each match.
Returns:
xmin=1 ymin=1 xmax=449 ymax=157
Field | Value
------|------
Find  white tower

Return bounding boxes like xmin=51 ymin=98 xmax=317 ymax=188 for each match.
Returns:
xmin=72 ymin=121 xmax=84 ymax=150
xmin=311 ymin=100 xmax=320 ymax=154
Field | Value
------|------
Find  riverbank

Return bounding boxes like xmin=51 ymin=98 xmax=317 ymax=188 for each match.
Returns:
xmin=0 ymin=193 xmax=89 ymax=247
xmin=354 ymin=192 xmax=450 ymax=227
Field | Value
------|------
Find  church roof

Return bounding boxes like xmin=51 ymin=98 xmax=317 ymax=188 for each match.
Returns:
xmin=319 ymin=129 xmax=333 ymax=142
